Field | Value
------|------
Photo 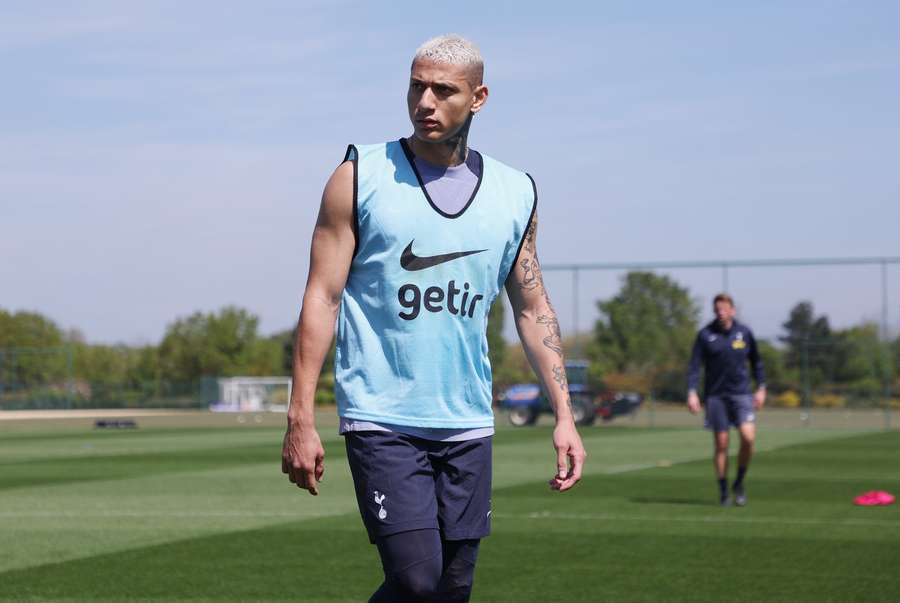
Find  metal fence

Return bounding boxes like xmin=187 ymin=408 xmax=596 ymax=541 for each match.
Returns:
xmin=535 ymin=256 xmax=899 ymax=430
xmin=3 ymin=256 xmax=898 ymax=429
xmin=0 ymin=347 xmax=205 ymax=410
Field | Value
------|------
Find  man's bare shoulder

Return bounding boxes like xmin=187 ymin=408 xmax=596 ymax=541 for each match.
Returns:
xmin=318 ymin=160 xmax=355 ymax=227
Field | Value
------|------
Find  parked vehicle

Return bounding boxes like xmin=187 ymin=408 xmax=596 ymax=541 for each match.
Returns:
xmin=595 ymin=391 xmax=644 ymax=422
xmin=498 ymin=360 xmax=644 ymax=426
xmin=498 ymin=361 xmax=597 ymax=426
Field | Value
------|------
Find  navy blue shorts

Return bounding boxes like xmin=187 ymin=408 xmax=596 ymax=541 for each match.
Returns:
xmin=705 ymin=394 xmax=755 ymax=432
xmin=344 ymin=431 xmax=492 ymax=544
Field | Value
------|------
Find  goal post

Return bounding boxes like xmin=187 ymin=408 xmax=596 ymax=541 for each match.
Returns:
xmin=210 ymin=377 xmax=292 ymax=412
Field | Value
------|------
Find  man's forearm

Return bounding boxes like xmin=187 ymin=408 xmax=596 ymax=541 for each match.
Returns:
xmin=514 ymin=304 xmax=573 ymax=423
xmin=288 ymin=294 xmax=340 ymax=427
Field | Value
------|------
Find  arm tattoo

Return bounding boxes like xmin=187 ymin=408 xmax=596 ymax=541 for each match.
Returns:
xmin=520 ymin=258 xmax=539 ymax=291
xmin=551 ymin=364 xmax=570 ymax=394
xmin=519 ymin=215 xmax=569 ymax=403
xmin=523 ymin=218 xmax=537 ymax=254
xmin=518 ymin=238 xmax=544 ymax=293
xmin=518 ymin=213 xmax=563 ymax=356
xmin=537 ymin=313 xmax=563 ymax=356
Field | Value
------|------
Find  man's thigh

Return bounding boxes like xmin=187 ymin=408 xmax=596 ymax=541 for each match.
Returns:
xmin=730 ymin=394 xmax=756 ymax=428
xmin=704 ymin=396 xmax=731 ymax=432
xmin=431 ymin=437 xmax=492 ymax=541
xmin=344 ymin=431 xmax=439 ymax=543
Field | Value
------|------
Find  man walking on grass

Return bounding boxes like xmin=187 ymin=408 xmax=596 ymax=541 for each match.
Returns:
xmin=281 ymin=34 xmax=586 ymax=602
xmin=687 ymin=293 xmax=766 ymax=506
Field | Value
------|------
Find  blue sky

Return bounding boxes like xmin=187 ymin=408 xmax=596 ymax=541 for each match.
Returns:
xmin=2 ymin=1 xmax=899 ymax=344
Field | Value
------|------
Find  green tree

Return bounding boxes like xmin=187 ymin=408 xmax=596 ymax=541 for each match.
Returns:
xmin=0 ymin=309 xmax=67 ymax=386
xmin=779 ymin=302 xmax=837 ymax=386
xmin=130 ymin=346 xmax=161 ymax=384
xmin=158 ymin=306 xmax=278 ymax=382
xmin=71 ymin=344 xmax=133 ymax=384
xmin=893 ymin=336 xmax=900 ymax=388
xmin=832 ymin=324 xmax=883 ymax=382
xmin=830 ymin=324 xmax=887 ymax=403
xmin=756 ymin=339 xmax=786 ymax=393
xmin=589 ymin=272 xmax=699 ymax=398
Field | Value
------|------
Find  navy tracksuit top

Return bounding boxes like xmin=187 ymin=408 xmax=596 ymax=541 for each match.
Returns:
xmin=687 ymin=319 xmax=765 ymax=397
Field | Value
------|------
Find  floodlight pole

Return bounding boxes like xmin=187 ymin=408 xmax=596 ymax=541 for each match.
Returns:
xmin=882 ymin=260 xmax=892 ymax=430
xmin=66 ymin=345 xmax=74 ymax=410
xmin=572 ymin=267 xmax=580 ymax=356
xmin=802 ymin=336 xmax=811 ymax=428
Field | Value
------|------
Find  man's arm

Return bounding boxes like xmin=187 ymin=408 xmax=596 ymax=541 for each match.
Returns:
xmin=686 ymin=333 xmax=703 ymax=414
xmin=505 ymin=210 xmax=586 ymax=492
xmin=281 ymin=160 xmax=356 ymax=496
xmin=747 ymin=330 xmax=767 ymax=410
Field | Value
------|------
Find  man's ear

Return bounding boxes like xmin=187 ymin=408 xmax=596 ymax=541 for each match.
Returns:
xmin=471 ymin=84 xmax=489 ymax=114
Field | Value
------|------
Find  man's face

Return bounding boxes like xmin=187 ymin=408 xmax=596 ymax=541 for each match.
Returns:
xmin=714 ymin=301 xmax=736 ymax=326
xmin=407 ymin=59 xmax=487 ymax=143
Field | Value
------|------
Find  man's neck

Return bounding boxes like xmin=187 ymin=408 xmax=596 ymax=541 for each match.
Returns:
xmin=408 ymin=115 xmax=472 ymax=167
xmin=717 ymin=319 xmax=734 ymax=332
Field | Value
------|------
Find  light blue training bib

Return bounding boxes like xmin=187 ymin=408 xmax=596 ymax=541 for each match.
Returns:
xmin=334 ymin=139 xmax=536 ymax=428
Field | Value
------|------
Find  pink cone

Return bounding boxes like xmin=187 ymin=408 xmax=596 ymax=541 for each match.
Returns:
xmin=853 ymin=490 xmax=896 ymax=506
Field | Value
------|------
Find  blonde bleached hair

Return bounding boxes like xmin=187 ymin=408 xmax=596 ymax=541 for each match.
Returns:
xmin=413 ymin=34 xmax=484 ymax=85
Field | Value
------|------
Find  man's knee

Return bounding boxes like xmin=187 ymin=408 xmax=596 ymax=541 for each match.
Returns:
xmin=376 ymin=529 xmax=443 ymax=602
xmin=439 ymin=539 xmax=479 ymax=603
xmin=714 ymin=432 xmax=729 ymax=453
xmin=391 ymin=557 xmax=442 ymax=601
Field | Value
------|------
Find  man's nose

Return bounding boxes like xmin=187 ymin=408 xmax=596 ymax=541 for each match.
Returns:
xmin=417 ymin=87 xmax=436 ymax=110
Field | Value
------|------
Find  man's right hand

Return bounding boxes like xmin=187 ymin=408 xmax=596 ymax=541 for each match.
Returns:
xmin=282 ymin=422 xmax=326 ymax=495
xmin=687 ymin=390 xmax=701 ymax=414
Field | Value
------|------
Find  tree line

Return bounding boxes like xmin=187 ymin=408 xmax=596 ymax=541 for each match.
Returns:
xmin=493 ymin=272 xmax=898 ymax=408
xmin=578 ymin=272 xmax=896 ymax=407
xmin=2 ymin=271 xmax=897 ymax=409
xmin=0 ymin=302 xmax=506 ymax=409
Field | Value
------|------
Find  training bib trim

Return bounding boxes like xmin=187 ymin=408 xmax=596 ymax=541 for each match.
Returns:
xmin=399 ymin=137 xmax=484 ymax=220
xmin=342 ymin=144 xmax=360 ymax=259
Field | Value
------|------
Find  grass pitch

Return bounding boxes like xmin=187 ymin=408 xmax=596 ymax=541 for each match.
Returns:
xmin=1 ymin=413 xmax=898 ymax=602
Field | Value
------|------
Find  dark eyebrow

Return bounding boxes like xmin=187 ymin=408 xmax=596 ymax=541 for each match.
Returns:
xmin=409 ymin=77 xmax=461 ymax=91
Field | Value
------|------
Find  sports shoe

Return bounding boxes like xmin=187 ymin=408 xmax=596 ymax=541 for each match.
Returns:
xmin=719 ymin=493 xmax=732 ymax=506
xmin=733 ymin=484 xmax=747 ymax=507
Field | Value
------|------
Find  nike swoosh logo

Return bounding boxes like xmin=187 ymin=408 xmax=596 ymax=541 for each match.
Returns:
xmin=400 ymin=240 xmax=487 ymax=271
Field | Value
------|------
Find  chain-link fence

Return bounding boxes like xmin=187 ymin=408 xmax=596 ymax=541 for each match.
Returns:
xmin=496 ymin=257 xmax=899 ymax=431
xmin=0 ymin=347 xmax=205 ymax=410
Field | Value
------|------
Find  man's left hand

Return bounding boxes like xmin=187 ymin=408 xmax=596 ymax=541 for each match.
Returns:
xmin=549 ymin=419 xmax=586 ymax=492
xmin=753 ymin=387 xmax=767 ymax=410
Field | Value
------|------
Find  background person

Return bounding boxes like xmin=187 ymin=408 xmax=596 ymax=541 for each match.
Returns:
xmin=687 ymin=293 xmax=765 ymax=506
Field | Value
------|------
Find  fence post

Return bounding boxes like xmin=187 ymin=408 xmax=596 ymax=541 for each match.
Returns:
xmin=572 ymin=267 xmax=580 ymax=356
xmin=802 ymin=336 xmax=811 ymax=427
xmin=65 ymin=345 xmax=74 ymax=410
xmin=881 ymin=260 xmax=892 ymax=430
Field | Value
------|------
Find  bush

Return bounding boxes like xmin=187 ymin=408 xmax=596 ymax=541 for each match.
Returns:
xmin=812 ymin=393 xmax=845 ymax=408
xmin=775 ymin=390 xmax=801 ymax=408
